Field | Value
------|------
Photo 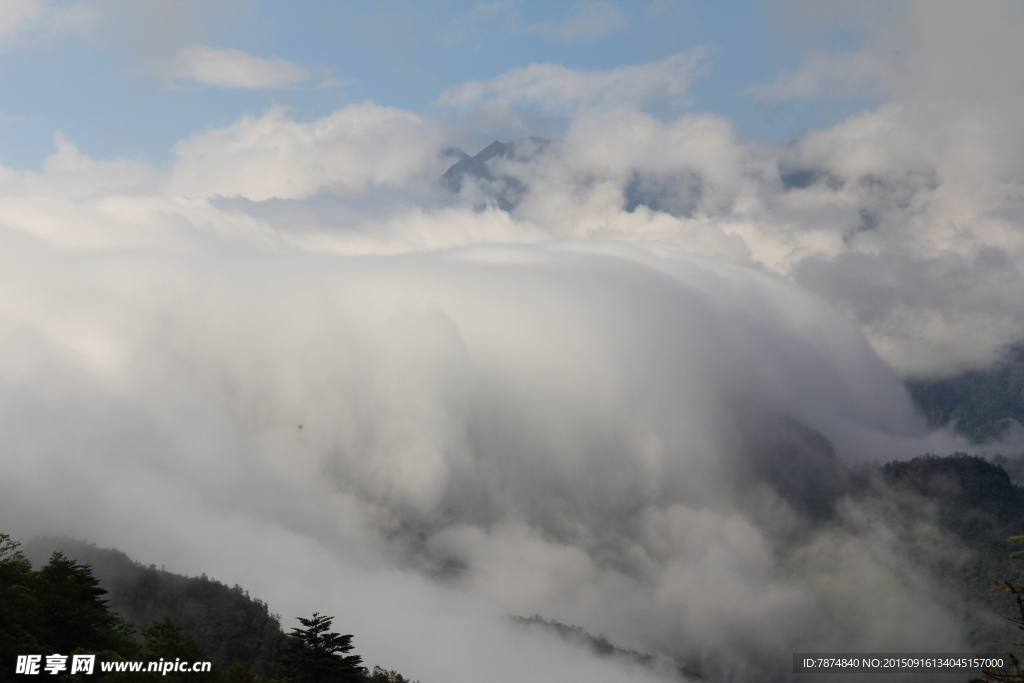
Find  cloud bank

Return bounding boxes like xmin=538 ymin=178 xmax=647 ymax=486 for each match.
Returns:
xmin=2 ymin=3 xmax=1024 ymax=681
xmin=0 ymin=229 xmax=973 ymax=682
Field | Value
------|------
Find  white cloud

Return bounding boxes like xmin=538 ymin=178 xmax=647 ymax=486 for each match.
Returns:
xmin=166 ymin=44 xmax=309 ymax=89
xmin=0 ymin=132 xmax=161 ymax=201
xmin=0 ymin=0 xmax=96 ymax=50
xmin=10 ymin=10 xmax=1024 ymax=377
xmin=531 ymin=1 xmax=625 ymax=42
xmin=0 ymin=93 xmax=1007 ymax=683
xmin=451 ymin=90 xmax=1024 ymax=375
xmin=436 ymin=49 xmax=705 ymax=116
xmin=166 ymin=103 xmax=448 ymax=201
xmin=0 ymin=220 xmax=973 ymax=680
xmin=428 ymin=2 xmax=1024 ymax=376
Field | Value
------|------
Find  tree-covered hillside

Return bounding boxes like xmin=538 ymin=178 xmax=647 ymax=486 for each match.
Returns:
xmin=0 ymin=537 xmax=216 ymax=683
xmin=3 ymin=536 xmax=418 ymax=683
xmin=880 ymin=454 xmax=1024 ymax=652
xmin=20 ymin=537 xmax=288 ymax=678
xmin=907 ymin=345 xmax=1024 ymax=443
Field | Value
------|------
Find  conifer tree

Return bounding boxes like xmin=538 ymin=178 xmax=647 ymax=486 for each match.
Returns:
xmin=136 ymin=618 xmax=216 ymax=681
xmin=0 ymin=534 xmax=42 ymax=680
xmin=277 ymin=613 xmax=364 ymax=683
xmin=33 ymin=551 xmax=137 ymax=656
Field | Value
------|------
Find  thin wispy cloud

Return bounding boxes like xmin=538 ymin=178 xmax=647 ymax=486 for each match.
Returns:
xmin=0 ymin=0 xmax=96 ymax=51
xmin=441 ymin=0 xmax=520 ymax=43
xmin=749 ymin=50 xmax=887 ymax=100
xmin=166 ymin=44 xmax=310 ymax=90
xmin=530 ymin=1 xmax=625 ymax=42
xmin=0 ymin=0 xmax=40 ymax=38
xmin=436 ymin=49 xmax=705 ymax=116
xmin=317 ymin=78 xmax=356 ymax=90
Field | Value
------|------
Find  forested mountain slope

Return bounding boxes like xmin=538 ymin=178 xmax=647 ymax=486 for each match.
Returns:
xmin=20 ymin=538 xmax=288 ymax=678
xmin=907 ymin=345 xmax=1024 ymax=443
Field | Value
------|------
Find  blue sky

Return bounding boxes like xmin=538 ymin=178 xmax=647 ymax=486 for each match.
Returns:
xmin=0 ymin=0 xmax=875 ymax=169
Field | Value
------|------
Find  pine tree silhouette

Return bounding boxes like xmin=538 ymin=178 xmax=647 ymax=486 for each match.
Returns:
xmin=277 ymin=612 xmax=364 ymax=682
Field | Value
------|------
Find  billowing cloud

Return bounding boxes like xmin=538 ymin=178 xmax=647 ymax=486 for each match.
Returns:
xmin=166 ymin=44 xmax=310 ymax=89
xmin=0 ymin=107 xmax=994 ymax=682
xmin=166 ymin=103 xmax=448 ymax=201
xmin=429 ymin=1 xmax=1024 ymax=376
xmin=444 ymin=93 xmax=1024 ymax=375
xmin=0 ymin=214 xmax=974 ymax=681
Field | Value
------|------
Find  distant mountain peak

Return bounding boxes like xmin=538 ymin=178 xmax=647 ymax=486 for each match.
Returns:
xmin=439 ymin=138 xmax=549 ymax=210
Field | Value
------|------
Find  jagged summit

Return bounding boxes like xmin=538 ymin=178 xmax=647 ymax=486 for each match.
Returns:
xmin=439 ymin=137 xmax=549 ymax=210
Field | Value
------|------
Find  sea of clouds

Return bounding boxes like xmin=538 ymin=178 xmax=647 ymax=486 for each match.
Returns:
xmin=3 ymin=2 xmax=1024 ymax=681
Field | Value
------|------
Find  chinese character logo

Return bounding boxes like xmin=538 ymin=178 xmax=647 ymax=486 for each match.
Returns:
xmin=15 ymin=655 xmax=42 ymax=675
